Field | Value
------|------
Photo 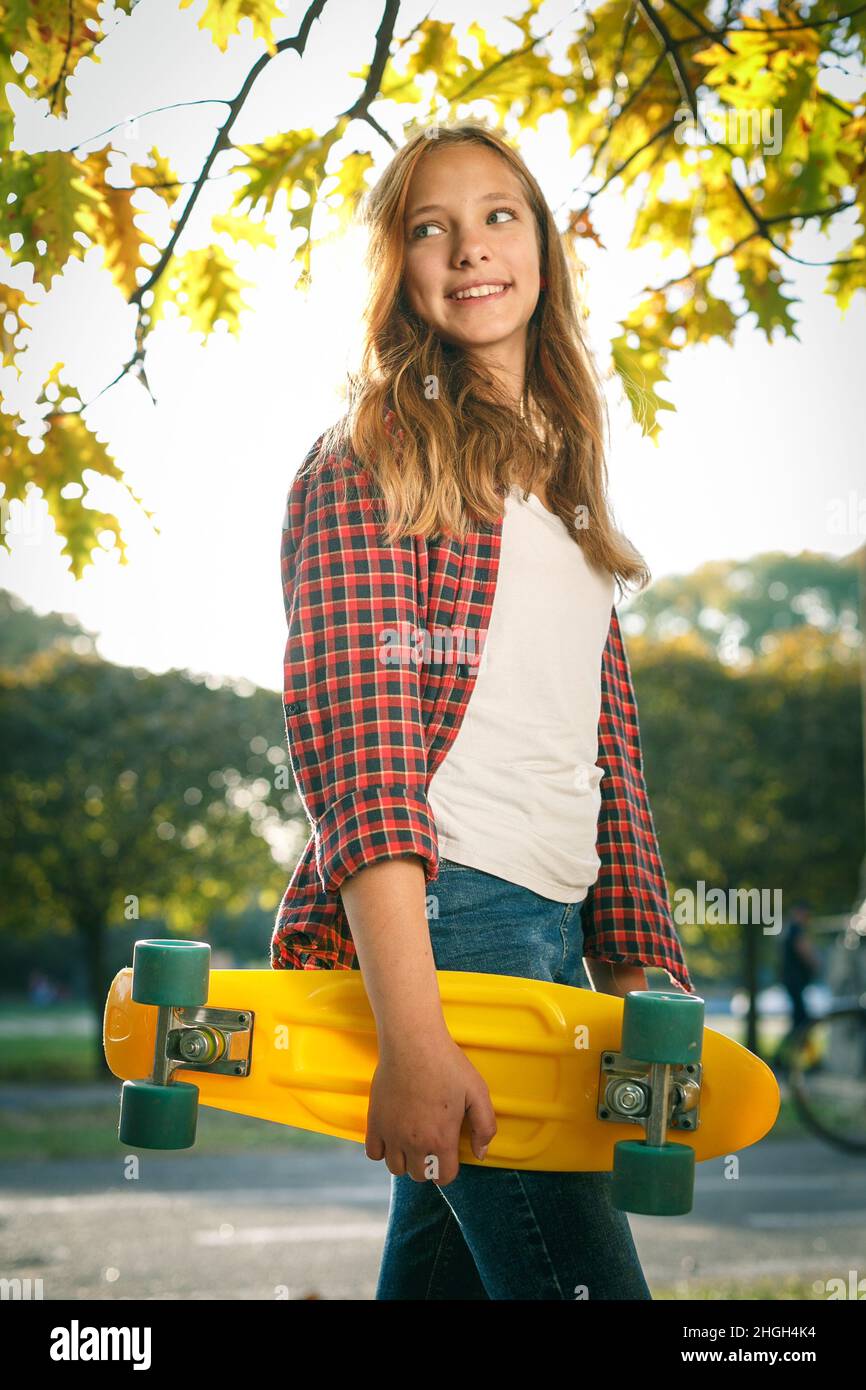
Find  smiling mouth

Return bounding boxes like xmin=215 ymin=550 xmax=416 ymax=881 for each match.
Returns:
xmin=446 ymin=284 xmax=512 ymax=304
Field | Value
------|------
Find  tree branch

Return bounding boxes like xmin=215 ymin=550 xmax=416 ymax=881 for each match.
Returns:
xmin=572 ymin=116 xmax=678 ymax=213
xmin=567 ymin=45 xmax=669 ymax=210
xmin=78 ymin=0 xmax=332 ymax=412
xmin=642 ymin=232 xmax=760 ymax=295
xmin=766 ymin=199 xmax=860 ymax=226
xmin=763 ymin=241 xmax=863 ymax=269
xmin=101 ymin=172 xmax=240 ymax=192
xmin=339 ymin=0 xmax=401 ymax=131
xmin=77 ymin=1 xmax=415 ymax=412
xmin=641 ymin=201 xmax=861 ymax=297
xmin=129 ymin=0 xmax=331 ymax=311
xmin=672 ymin=4 xmax=866 ymax=41
xmin=67 ymin=101 xmax=234 ymax=157
xmin=49 ymin=0 xmax=77 ymax=115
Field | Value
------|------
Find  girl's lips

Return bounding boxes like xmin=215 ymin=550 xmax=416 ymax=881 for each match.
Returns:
xmin=446 ymin=284 xmax=512 ymax=306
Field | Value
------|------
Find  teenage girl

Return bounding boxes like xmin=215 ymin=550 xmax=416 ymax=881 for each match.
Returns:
xmin=282 ymin=119 xmax=689 ymax=1299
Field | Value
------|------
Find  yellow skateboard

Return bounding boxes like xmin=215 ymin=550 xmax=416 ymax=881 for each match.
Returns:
xmin=103 ymin=938 xmax=780 ymax=1215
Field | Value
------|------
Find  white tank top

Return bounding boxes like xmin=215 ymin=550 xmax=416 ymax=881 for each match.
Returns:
xmin=428 ymin=483 xmax=616 ymax=901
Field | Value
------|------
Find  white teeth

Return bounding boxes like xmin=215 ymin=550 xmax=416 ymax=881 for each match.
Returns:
xmin=450 ymin=284 xmax=509 ymax=300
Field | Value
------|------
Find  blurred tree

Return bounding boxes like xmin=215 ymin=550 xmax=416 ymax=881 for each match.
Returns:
xmin=632 ymin=604 xmax=863 ymax=1047
xmin=0 ymin=640 xmax=300 ymax=1074
xmin=635 ymin=616 xmax=862 ymax=916
xmin=0 ymin=587 xmax=98 ymax=667
xmin=623 ymin=548 xmax=862 ymax=662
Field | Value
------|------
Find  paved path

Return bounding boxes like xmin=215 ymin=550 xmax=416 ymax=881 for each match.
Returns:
xmin=1 ymin=1135 xmax=863 ymax=1299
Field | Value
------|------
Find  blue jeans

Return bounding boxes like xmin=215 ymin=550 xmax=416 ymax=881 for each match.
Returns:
xmin=374 ymin=859 xmax=652 ymax=1301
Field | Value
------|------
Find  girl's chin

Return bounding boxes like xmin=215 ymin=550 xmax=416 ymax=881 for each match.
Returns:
xmin=442 ymin=325 xmax=522 ymax=345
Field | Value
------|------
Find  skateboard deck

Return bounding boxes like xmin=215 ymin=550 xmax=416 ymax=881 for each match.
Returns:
xmin=104 ymin=964 xmax=780 ymax=1174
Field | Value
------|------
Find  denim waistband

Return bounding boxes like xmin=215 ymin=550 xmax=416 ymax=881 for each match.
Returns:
xmin=426 ymin=860 xmax=588 ymax=989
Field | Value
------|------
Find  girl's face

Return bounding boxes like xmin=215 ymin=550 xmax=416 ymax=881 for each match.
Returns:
xmin=401 ymin=143 xmax=542 ymax=377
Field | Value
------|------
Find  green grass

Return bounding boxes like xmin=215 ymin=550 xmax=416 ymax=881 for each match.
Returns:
xmin=0 ymin=1002 xmax=93 ymax=1025
xmin=0 ymin=1035 xmax=102 ymax=1083
xmin=0 ymin=1098 xmax=348 ymax=1160
xmin=0 ymin=1002 xmax=100 ymax=1082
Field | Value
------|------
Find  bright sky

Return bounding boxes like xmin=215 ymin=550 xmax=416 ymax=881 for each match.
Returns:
xmin=1 ymin=0 xmax=864 ymax=696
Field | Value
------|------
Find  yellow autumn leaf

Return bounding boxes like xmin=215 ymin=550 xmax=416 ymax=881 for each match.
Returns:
xmin=0 ymin=283 xmax=36 ymax=370
xmin=130 ymin=147 xmax=185 ymax=213
xmin=148 ymin=246 xmax=254 ymax=338
xmin=14 ymin=151 xmax=105 ymax=286
xmin=178 ymin=0 xmax=286 ymax=54
xmin=81 ymin=148 xmax=162 ymax=298
xmin=211 ymin=212 xmax=278 ymax=249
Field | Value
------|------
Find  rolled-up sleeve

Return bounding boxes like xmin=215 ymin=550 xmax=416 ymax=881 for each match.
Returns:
xmin=281 ymin=443 xmax=439 ymax=896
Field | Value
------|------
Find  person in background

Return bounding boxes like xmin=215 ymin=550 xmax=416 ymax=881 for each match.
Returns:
xmin=776 ymin=898 xmax=821 ymax=1075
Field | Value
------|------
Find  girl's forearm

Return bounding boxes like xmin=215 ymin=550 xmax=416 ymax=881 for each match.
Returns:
xmin=584 ymin=958 xmax=648 ymax=997
xmin=339 ymin=855 xmax=450 ymax=1048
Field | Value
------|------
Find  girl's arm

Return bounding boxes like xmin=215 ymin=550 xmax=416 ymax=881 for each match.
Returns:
xmin=339 ymin=855 xmax=449 ymax=1045
xmin=280 ymin=449 xmax=496 ymax=1181
xmin=341 ymin=853 xmax=498 ymax=1181
xmin=281 ymin=452 xmax=439 ymax=897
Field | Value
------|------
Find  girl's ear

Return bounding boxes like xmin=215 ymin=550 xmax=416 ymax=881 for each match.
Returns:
xmin=539 ymin=275 xmax=548 ymax=289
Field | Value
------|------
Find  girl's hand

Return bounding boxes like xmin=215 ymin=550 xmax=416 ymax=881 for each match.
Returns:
xmin=365 ymin=1028 xmax=497 ymax=1186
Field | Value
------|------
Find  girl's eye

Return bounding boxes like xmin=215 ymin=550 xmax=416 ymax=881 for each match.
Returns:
xmin=410 ymin=206 xmax=518 ymax=240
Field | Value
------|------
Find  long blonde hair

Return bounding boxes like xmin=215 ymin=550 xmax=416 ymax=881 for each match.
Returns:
xmin=310 ymin=117 xmax=651 ymax=598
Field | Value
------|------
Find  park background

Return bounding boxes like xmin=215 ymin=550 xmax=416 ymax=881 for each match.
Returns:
xmin=0 ymin=0 xmax=865 ymax=1300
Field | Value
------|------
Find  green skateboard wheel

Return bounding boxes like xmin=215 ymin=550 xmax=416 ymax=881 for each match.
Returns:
xmin=131 ymin=938 xmax=210 ymax=1008
xmin=118 ymin=1079 xmax=199 ymax=1150
xmin=621 ymin=989 xmax=705 ymax=1065
xmin=611 ymin=1138 xmax=695 ymax=1215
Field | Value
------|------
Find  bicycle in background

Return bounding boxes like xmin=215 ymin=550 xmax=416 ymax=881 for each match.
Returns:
xmin=786 ymin=899 xmax=866 ymax=1154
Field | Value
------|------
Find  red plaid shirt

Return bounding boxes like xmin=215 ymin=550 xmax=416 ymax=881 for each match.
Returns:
xmin=271 ymin=428 xmax=693 ymax=994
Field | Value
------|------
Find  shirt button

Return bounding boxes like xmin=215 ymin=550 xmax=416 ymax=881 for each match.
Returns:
xmin=287 ymin=702 xmax=299 ymax=714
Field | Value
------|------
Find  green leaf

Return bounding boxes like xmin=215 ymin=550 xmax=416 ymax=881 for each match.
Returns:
xmin=735 ymin=254 xmax=801 ymax=341
xmin=610 ymin=327 xmax=678 ymax=442
xmin=2 ymin=368 xmax=155 ymax=579
xmin=12 ymin=151 xmax=106 ymax=287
